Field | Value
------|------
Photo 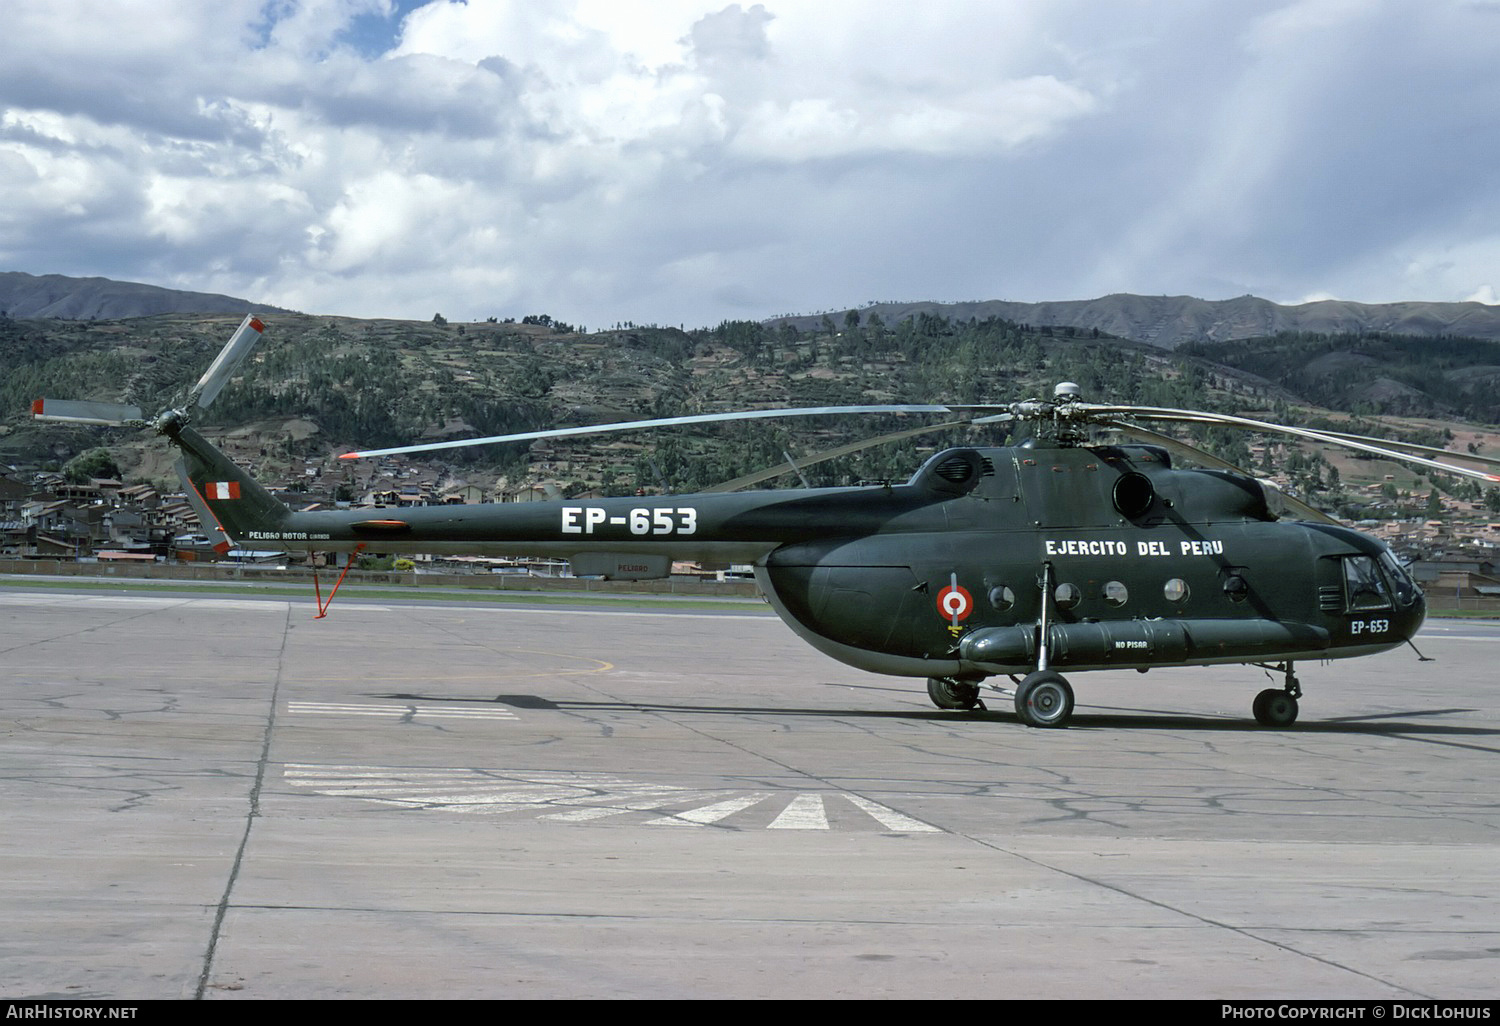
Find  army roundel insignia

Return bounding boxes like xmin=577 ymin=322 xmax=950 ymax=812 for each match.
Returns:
xmin=936 ymin=583 xmax=973 ymax=622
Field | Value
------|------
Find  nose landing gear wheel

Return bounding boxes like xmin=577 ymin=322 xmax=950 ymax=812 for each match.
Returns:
xmin=1014 ymin=670 xmax=1074 ymax=728
xmin=927 ymin=677 xmax=983 ymax=711
xmin=1252 ymin=688 xmax=1299 ymax=727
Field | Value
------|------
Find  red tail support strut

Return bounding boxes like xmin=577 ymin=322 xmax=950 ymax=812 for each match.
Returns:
xmin=313 ymin=544 xmax=365 ymax=619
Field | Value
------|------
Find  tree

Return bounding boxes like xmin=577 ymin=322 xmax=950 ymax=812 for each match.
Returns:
xmin=63 ymin=447 xmax=122 ymax=483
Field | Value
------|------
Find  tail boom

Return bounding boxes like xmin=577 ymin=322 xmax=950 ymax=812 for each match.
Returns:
xmin=167 ymin=422 xmax=293 ymax=544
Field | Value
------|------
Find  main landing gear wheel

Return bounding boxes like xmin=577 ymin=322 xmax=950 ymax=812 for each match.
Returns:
xmin=1252 ymin=688 xmax=1299 ymax=727
xmin=927 ymin=677 xmax=984 ymax=711
xmin=1014 ymin=670 xmax=1074 ymax=728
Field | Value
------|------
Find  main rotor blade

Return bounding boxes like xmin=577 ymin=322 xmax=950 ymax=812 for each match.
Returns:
xmin=30 ymin=398 xmax=144 ymax=426
xmin=1279 ymin=413 xmax=1500 ymax=470
xmin=701 ymin=419 xmax=971 ymax=492
xmin=191 ymin=315 xmax=265 ymax=409
xmin=339 ymin=404 xmax=998 ymax=460
xmin=1073 ymin=403 xmax=1500 ymax=485
xmin=1100 ymin=419 xmax=1343 ymax=526
xmin=1311 ymin=429 xmax=1500 ymax=472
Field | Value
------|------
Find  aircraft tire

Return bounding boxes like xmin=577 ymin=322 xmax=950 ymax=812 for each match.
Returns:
xmin=1252 ymin=688 xmax=1299 ymax=727
xmin=927 ymin=677 xmax=982 ymax=711
xmin=1015 ymin=671 xmax=1074 ymax=728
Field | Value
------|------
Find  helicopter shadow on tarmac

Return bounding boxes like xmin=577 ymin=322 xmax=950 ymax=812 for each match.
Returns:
xmin=367 ymin=689 xmax=1500 ymax=739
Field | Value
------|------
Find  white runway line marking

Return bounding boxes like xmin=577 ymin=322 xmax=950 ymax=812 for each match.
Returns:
xmin=541 ymin=791 xmax=735 ymax=822
xmin=0 ymin=594 xmax=308 ymax=612
xmin=843 ymin=793 xmax=942 ymax=832
xmin=284 ymin=768 xmax=481 ymax=779
xmin=280 ymin=766 xmax=946 ymax=832
xmin=288 ymin=701 xmax=518 ymax=720
xmin=284 ymin=765 xmax=634 ymax=785
xmin=311 ymin=786 xmax=575 ymax=801
xmin=541 ymin=805 xmax=645 ymax=822
xmin=768 ymin=793 xmax=828 ymax=829
xmin=647 ymin=793 xmax=774 ymax=826
xmin=382 ymin=601 xmax=775 ymax=622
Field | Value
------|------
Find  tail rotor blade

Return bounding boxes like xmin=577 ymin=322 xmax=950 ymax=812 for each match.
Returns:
xmin=191 ymin=315 xmax=265 ymax=410
xmin=30 ymin=398 xmax=144 ymax=426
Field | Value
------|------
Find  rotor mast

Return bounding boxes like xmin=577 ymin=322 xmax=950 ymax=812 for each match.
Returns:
xmin=1004 ymin=382 xmax=1089 ymax=446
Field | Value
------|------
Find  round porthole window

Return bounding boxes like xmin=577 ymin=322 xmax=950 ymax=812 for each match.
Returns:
xmin=1054 ymin=583 xmax=1081 ymax=610
xmin=1102 ymin=581 xmax=1129 ymax=607
xmin=988 ymin=586 xmax=1015 ymax=612
xmin=1223 ymin=575 xmax=1249 ymax=603
xmin=1164 ymin=578 xmax=1190 ymax=603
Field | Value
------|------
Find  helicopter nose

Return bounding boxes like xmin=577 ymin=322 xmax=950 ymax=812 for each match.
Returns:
xmin=1397 ymin=587 xmax=1427 ymax=641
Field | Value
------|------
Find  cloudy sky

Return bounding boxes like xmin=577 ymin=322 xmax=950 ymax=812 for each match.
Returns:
xmin=3 ymin=0 xmax=1499 ymax=328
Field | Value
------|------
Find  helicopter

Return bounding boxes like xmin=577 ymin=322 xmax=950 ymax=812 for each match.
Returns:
xmin=30 ymin=315 xmax=1500 ymax=729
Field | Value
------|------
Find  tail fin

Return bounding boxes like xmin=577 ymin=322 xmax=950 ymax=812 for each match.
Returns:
xmin=167 ymin=421 xmax=291 ymax=545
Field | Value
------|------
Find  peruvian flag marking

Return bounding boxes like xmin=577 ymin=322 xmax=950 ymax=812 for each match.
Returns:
xmin=207 ymin=481 xmax=241 ymax=500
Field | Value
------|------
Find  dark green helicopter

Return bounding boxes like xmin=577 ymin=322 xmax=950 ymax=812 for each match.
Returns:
xmin=34 ymin=316 xmax=1500 ymax=729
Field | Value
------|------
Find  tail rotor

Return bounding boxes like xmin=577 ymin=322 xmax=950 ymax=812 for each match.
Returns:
xmin=31 ymin=314 xmax=266 ymax=433
xmin=186 ymin=315 xmax=264 ymax=411
xmin=29 ymin=398 xmax=145 ymax=427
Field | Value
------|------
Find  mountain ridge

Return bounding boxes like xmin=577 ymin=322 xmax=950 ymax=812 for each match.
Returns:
xmin=768 ymin=293 xmax=1500 ymax=348
xmin=7 ymin=271 xmax=1500 ymax=348
xmin=0 ymin=271 xmax=286 ymax=320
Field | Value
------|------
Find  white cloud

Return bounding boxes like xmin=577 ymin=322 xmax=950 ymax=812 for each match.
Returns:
xmin=1 ymin=0 xmax=1500 ymax=328
xmin=1396 ymin=238 xmax=1500 ymax=306
xmin=687 ymin=3 xmax=774 ymax=64
xmin=1242 ymin=0 xmax=1375 ymax=51
xmin=263 ymin=0 xmax=396 ymax=56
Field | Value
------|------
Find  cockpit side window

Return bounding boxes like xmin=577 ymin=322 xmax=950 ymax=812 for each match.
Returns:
xmin=1342 ymin=555 xmax=1393 ymax=612
xmin=1378 ymin=551 xmax=1422 ymax=608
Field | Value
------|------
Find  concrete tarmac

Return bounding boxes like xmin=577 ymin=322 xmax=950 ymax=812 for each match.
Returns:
xmin=1 ymin=585 xmax=1497 ymax=1000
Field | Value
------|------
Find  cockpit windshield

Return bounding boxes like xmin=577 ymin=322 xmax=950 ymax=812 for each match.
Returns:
xmin=1343 ymin=555 xmax=1394 ymax=612
xmin=1378 ymin=550 xmax=1422 ymax=608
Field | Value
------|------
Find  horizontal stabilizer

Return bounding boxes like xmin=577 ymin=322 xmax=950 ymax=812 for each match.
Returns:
xmin=30 ymin=398 xmax=144 ymax=426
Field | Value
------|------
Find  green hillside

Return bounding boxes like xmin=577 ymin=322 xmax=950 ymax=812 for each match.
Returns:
xmin=4 ymin=310 xmax=1498 ymax=519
